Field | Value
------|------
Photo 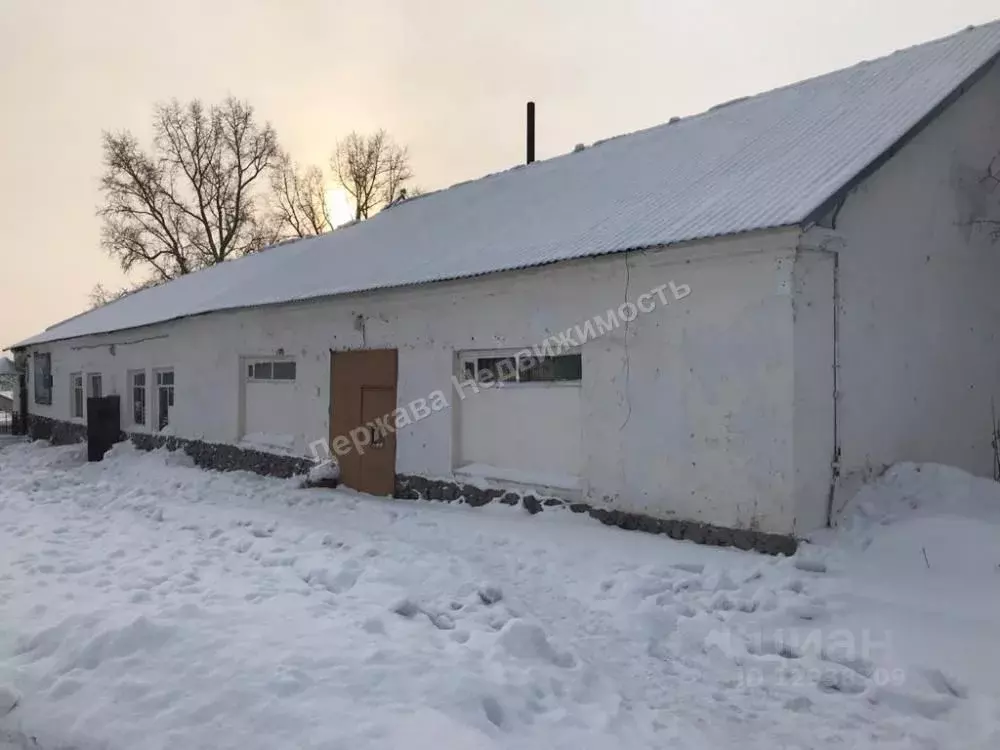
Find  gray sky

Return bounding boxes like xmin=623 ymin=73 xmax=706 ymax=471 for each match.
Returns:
xmin=2 ymin=0 xmax=997 ymax=346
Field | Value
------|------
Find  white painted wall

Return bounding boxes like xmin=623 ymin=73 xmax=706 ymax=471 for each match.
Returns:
xmin=791 ymin=249 xmax=836 ymax=533
xmin=582 ymin=244 xmax=798 ymax=532
xmin=805 ymin=58 xmax=1000 ymax=513
xmin=24 ymin=228 xmax=803 ymax=533
xmin=457 ymin=384 xmax=581 ymax=481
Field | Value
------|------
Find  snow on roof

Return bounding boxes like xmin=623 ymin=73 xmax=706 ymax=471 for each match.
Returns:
xmin=17 ymin=20 xmax=1000 ymax=348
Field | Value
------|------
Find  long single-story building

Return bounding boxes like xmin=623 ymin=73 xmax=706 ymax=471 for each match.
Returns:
xmin=12 ymin=21 xmax=1000 ymax=547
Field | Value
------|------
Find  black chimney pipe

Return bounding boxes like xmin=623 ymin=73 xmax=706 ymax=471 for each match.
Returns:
xmin=526 ymin=101 xmax=535 ymax=165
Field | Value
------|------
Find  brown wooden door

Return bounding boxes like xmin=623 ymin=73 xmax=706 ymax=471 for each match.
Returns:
xmin=330 ymin=349 xmax=398 ymax=495
xmin=360 ymin=387 xmax=397 ymax=495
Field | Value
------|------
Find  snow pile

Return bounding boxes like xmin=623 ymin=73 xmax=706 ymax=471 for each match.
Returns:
xmin=306 ymin=458 xmax=340 ymax=485
xmin=1 ymin=443 xmax=999 ymax=748
xmin=834 ymin=462 xmax=1000 ymax=576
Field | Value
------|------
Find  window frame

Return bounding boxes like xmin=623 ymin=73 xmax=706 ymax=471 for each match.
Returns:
xmin=87 ymin=372 xmax=103 ymax=399
xmin=70 ymin=372 xmax=84 ymax=420
xmin=33 ymin=352 xmax=52 ymax=405
xmin=244 ymin=357 xmax=297 ymax=383
xmin=154 ymin=368 xmax=174 ymax=432
xmin=459 ymin=349 xmax=582 ymax=387
xmin=129 ymin=369 xmax=147 ymax=426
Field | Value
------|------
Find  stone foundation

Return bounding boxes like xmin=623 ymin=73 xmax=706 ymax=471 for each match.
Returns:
xmin=395 ymin=474 xmax=798 ymax=556
xmin=27 ymin=414 xmax=88 ymax=445
xmin=130 ymin=433 xmax=314 ymax=478
xmin=27 ymin=415 xmax=312 ymax=479
xmin=25 ymin=416 xmax=797 ymax=554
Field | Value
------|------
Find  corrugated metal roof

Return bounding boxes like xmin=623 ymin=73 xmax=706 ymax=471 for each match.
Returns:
xmin=18 ymin=20 xmax=1000 ymax=347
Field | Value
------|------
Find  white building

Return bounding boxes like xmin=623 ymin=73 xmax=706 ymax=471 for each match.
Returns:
xmin=13 ymin=22 xmax=1000 ymax=549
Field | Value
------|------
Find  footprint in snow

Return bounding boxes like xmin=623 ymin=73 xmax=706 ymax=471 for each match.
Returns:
xmin=794 ymin=558 xmax=828 ymax=574
xmin=866 ymin=685 xmax=956 ymax=718
xmin=0 ymin=685 xmax=20 ymax=716
xmin=673 ymin=562 xmax=705 ymax=574
xmin=495 ymin=619 xmax=576 ymax=668
xmin=920 ymin=667 xmax=968 ymax=699
xmin=820 ymin=648 xmax=875 ymax=678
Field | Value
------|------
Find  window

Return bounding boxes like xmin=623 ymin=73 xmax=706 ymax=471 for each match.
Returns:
xmin=465 ymin=356 xmax=518 ymax=384
xmin=521 ymin=354 xmax=583 ymax=382
xmin=130 ymin=370 xmax=146 ymax=425
xmin=246 ymin=359 xmax=296 ymax=381
xmin=70 ymin=373 xmax=84 ymax=419
xmin=155 ymin=369 xmax=174 ymax=430
xmin=87 ymin=373 xmax=103 ymax=399
xmin=461 ymin=352 xmax=582 ymax=385
xmin=33 ymin=352 xmax=52 ymax=405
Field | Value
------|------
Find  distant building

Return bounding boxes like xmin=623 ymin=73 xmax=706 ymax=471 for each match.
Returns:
xmin=0 ymin=357 xmax=16 ymax=421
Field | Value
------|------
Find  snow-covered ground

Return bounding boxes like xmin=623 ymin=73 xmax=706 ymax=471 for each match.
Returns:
xmin=0 ymin=443 xmax=997 ymax=749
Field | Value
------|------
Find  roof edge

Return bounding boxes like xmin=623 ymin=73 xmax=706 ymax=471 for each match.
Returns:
xmin=800 ymin=45 xmax=1000 ymax=227
xmin=13 ymin=225 xmax=801 ymax=349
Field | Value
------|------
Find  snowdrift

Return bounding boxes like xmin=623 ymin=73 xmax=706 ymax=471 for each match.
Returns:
xmin=835 ymin=462 xmax=1000 ymax=577
xmin=1 ymin=442 xmax=999 ymax=749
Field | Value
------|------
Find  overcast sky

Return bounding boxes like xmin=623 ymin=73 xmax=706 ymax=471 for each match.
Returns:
xmin=2 ymin=0 xmax=997 ymax=347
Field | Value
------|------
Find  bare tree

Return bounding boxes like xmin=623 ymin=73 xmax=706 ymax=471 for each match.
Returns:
xmin=332 ymin=130 xmax=412 ymax=220
xmin=88 ymin=279 xmax=162 ymax=309
xmin=99 ymin=97 xmax=280 ymax=282
xmin=89 ymin=283 xmax=121 ymax=309
xmin=269 ymin=151 xmax=332 ymax=238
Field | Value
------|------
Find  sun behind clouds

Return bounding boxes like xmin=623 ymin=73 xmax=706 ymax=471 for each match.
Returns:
xmin=324 ymin=187 xmax=355 ymax=228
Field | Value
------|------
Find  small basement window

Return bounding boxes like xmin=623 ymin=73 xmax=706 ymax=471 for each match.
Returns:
xmin=461 ymin=352 xmax=582 ymax=384
xmin=33 ymin=352 xmax=52 ymax=405
xmin=246 ymin=359 xmax=296 ymax=381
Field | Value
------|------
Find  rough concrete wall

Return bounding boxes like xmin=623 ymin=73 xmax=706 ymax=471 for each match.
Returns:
xmin=791 ymin=249 xmax=836 ymax=533
xmin=584 ymin=245 xmax=797 ymax=532
xmin=806 ymin=59 xmax=1000 ymax=514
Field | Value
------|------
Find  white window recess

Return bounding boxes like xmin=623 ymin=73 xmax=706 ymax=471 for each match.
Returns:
xmin=240 ymin=358 xmax=299 ymax=453
xmin=456 ymin=349 xmax=582 ymax=491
